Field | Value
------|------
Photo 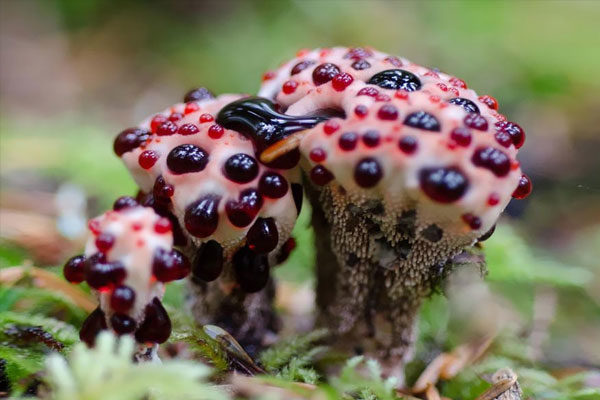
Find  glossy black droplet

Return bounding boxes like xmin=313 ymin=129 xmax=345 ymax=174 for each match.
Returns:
xmin=135 ymin=298 xmax=172 ymax=344
xmin=367 ymin=69 xmax=422 ymax=91
xmin=85 ymin=258 xmax=126 ymax=289
xmin=223 ymin=153 xmax=259 ymax=183
xmin=233 ymin=247 xmax=270 ymax=293
xmin=246 ymin=217 xmax=279 ymax=254
xmin=110 ymin=313 xmax=136 ymax=335
xmin=448 ymin=97 xmax=480 ymax=114
xmin=79 ymin=307 xmax=107 ymax=346
xmin=152 ymin=248 xmax=191 ymax=282
xmin=110 ymin=285 xmax=136 ymax=313
xmin=404 ymin=111 xmax=441 ymax=132
xmin=192 ymin=240 xmax=224 ymax=282
xmin=354 ymin=158 xmax=383 ymax=188
xmin=225 ymin=188 xmax=263 ymax=227
xmin=216 ymin=97 xmax=327 ymax=169
xmin=167 ymin=144 xmax=209 ymax=174
xmin=258 ymin=172 xmax=289 ymax=198
xmin=184 ymin=195 xmax=221 ymax=238
xmin=113 ymin=196 xmax=138 ymax=211
xmin=114 ymin=128 xmax=150 ymax=156
xmin=64 ymin=254 xmax=86 ymax=283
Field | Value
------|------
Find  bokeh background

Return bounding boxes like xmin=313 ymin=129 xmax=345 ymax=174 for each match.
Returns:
xmin=1 ymin=0 xmax=600 ymax=395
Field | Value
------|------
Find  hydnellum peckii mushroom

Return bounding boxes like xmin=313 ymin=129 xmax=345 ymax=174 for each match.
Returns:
xmin=110 ymin=91 xmax=323 ymax=352
xmin=258 ymin=47 xmax=532 ymax=375
xmin=64 ymin=202 xmax=190 ymax=360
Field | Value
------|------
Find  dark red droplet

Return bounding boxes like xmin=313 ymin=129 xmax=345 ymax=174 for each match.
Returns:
xmin=450 ymin=127 xmax=472 ymax=147
xmin=449 ymin=77 xmax=467 ymax=89
xmin=223 ymin=153 xmax=259 ymax=183
xmin=323 ymin=120 xmax=340 ymax=135
xmin=178 ymin=123 xmax=199 ymax=135
xmin=95 ymin=232 xmax=115 ymax=253
xmin=156 ymin=121 xmax=178 ymax=136
xmin=384 ymin=56 xmax=403 ymax=67
xmin=135 ymin=298 xmax=172 ymax=344
xmin=494 ymin=130 xmax=513 ymax=147
xmin=153 ymin=176 xmax=174 ymax=204
xmin=79 ymin=307 xmax=107 ymax=346
xmin=471 ymin=147 xmax=511 ymax=177
xmin=495 ymin=121 xmax=525 ymax=149
xmin=464 ymin=114 xmax=488 ymax=131
xmin=184 ymin=195 xmax=221 ymax=238
xmin=339 ymin=132 xmax=358 ymax=151
xmin=487 ymin=193 xmax=500 ymax=206
xmin=404 ymin=111 xmax=441 ymax=131
xmin=114 ymin=128 xmax=150 ymax=157
xmin=226 ymin=188 xmax=263 ymax=227
xmin=419 ymin=167 xmax=469 ymax=203
xmin=64 ymin=255 xmax=86 ymax=283
xmin=478 ymin=95 xmax=498 ymax=110
xmin=258 ymin=172 xmax=288 ymax=199
xmin=113 ymin=196 xmax=138 ymax=211
xmin=512 ymin=174 xmax=532 ymax=199
xmin=354 ymin=158 xmax=383 ymax=188
xmin=354 ymin=105 xmax=368 ymax=118
xmin=85 ymin=258 xmax=126 ymax=290
xmin=309 ymin=148 xmax=327 ymax=162
xmin=150 ymin=115 xmax=168 ymax=133
xmin=357 ymin=87 xmax=379 ymax=97
xmin=332 ymin=73 xmax=354 ymax=91
xmin=168 ymin=112 xmax=183 ymax=123
xmin=110 ymin=313 xmax=136 ymax=335
xmin=247 ymin=218 xmax=279 ymax=254
xmin=291 ymin=60 xmax=316 ymax=75
xmin=184 ymin=87 xmax=215 ymax=103
xmin=233 ymin=246 xmax=270 ymax=293
xmin=310 ymin=165 xmax=334 ymax=186
xmin=138 ymin=150 xmax=159 ymax=170
xmin=154 ymin=217 xmax=172 ymax=234
xmin=462 ymin=213 xmax=482 ymax=230
xmin=191 ymin=240 xmax=224 ymax=282
xmin=312 ymin=63 xmax=341 ymax=86
xmin=398 ymin=136 xmax=418 ymax=154
xmin=110 ymin=285 xmax=136 ymax=313
xmin=184 ymin=102 xmax=200 ymax=114
xmin=152 ymin=248 xmax=191 ymax=282
xmin=344 ymin=47 xmax=373 ymax=60
xmin=377 ymin=104 xmax=399 ymax=121
xmin=362 ymin=130 xmax=380 ymax=147
xmin=167 ymin=144 xmax=209 ymax=174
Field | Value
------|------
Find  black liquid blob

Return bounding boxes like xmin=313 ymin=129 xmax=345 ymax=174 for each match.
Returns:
xmin=216 ymin=97 xmax=328 ymax=168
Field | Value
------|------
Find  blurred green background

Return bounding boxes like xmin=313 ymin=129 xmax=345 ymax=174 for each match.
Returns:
xmin=1 ymin=0 xmax=599 ymax=394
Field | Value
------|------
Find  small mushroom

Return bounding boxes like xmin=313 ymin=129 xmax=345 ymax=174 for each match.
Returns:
xmin=259 ymin=47 xmax=531 ymax=376
xmin=64 ymin=202 xmax=188 ymax=360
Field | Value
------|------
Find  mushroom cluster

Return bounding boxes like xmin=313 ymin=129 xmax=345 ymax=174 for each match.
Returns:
xmin=64 ymin=47 xmax=530 ymax=371
xmin=64 ymin=201 xmax=188 ymax=360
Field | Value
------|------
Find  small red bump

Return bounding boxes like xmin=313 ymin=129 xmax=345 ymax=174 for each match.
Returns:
xmin=199 ymin=113 xmax=214 ymax=123
xmin=462 ymin=213 xmax=482 ymax=230
xmin=208 ymin=124 xmax=224 ymax=139
xmin=377 ymin=104 xmax=398 ymax=121
xmin=156 ymin=121 xmax=178 ymax=136
xmin=429 ymin=95 xmax=441 ymax=103
xmin=449 ymin=87 xmax=459 ymax=96
xmin=139 ymin=150 xmax=159 ymax=169
xmin=132 ymin=222 xmax=143 ymax=231
xmin=511 ymin=160 xmax=521 ymax=170
xmin=512 ymin=174 xmax=532 ymax=199
xmin=154 ymin=217 xmax=172 ymax=234
xmin=357 ymin=87 xmax=379 ymax=97
xmin=395 ymin=90 xmax=409 ymax=100
xmin=449 ymin=77 xmax=467 ymax=89
xmin=168 ymin=112 xmax=183 ymax=122
xmin=479 ymin=95 xmax=498 ymax=110
xmin=487 ymin=192 xmax=500 ymax=206
xmin=323 ymin=120 xmax=340 ymax=135
xmin=136 ymin=239 xmax=145 ymax=247
xmin=262 ymin=71 xmax=276 ymax=81
xmin=296 ymin=48 xmax=310 ymax=57
xmin=332 ymin=72 xmax=354 ymax=91
xmin=88 ymin=219 xmax=101 ymax=235
xmin=375 ymin=94 xmax=390 ymax=102
xmin=282 ymin=80 xmax=298 ymax=94
xmin=354 ymin=105 xmax=368 ymax=118
xmin=150 ymin=115 xmax=168 ymax=133
xmin=178 ymin=123 xmax=199 ymax=135
xmin=95 ymin=232 xmax=115 ymax=252
xmin=184 ymin=102 xmax=200 ymax=114
xmin=437 ymin=83 xmax=449 ymax=92
xmin=424 ymin=71 xmax=440 ymax=78
xmin=309 ymin=148 xmax=327 ymax=162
